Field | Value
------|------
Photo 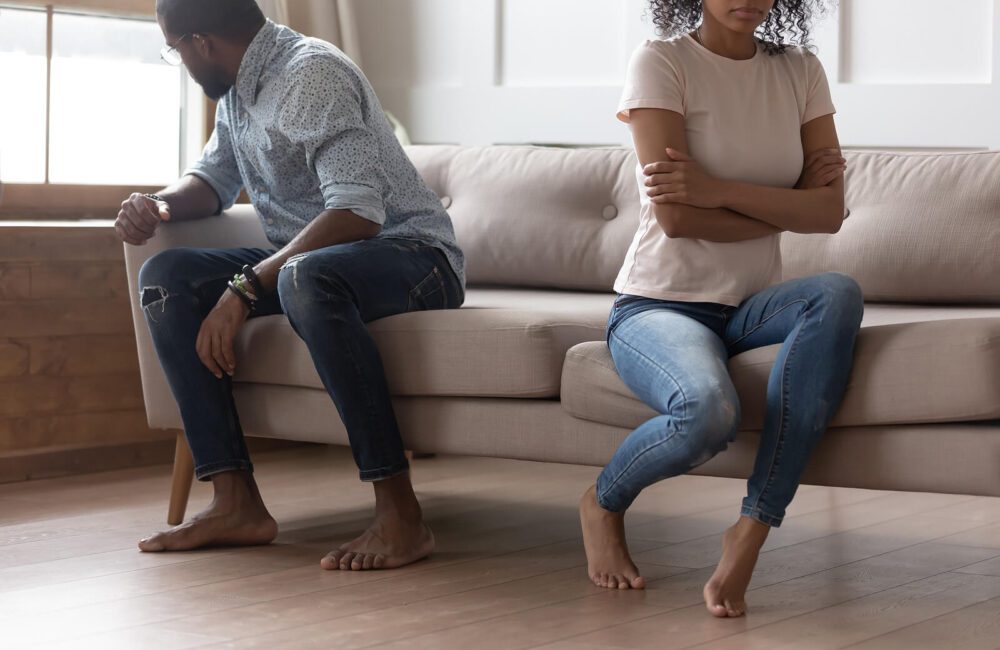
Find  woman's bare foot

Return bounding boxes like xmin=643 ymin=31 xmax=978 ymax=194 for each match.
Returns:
xmin=320 ymin=471 xmax=434 ymax=571
xmin=138 ymin=471 xmax=277 ymax=552
xmin=579 ymin=484 xmax=645 ymax=590
xmin=703 ymin=516 xmax=770 ymax=617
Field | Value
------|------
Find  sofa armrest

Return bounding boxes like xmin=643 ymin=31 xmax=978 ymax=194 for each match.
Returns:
xmin=124 ymin=206 xmax=269 ymax=430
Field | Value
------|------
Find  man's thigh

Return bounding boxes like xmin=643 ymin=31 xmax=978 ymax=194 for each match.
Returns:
xmin=279 ymin=238 xmax=459 ymax=323
xmin=140 ymin=247 xmax=280 ymax=316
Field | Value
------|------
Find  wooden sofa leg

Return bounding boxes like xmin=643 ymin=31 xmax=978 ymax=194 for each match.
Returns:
xmin=167 ymin=432 xmax=195 ymax=526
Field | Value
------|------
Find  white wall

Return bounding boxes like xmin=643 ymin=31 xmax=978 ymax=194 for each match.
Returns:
xmin=351 ymin=0 xmax=1000 ymax=149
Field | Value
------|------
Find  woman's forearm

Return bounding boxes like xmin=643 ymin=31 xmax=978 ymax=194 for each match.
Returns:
xmin=654 ymin=204 xmax=782 ymax=242
xmin=718 ymin=181 xmax=844 ymax=234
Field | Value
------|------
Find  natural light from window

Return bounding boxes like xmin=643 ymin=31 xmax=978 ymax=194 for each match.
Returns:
xmin=0 ymin=7 xmax=192 ymax=187
xmin=0 ymin=8 xmax=46 ymax=183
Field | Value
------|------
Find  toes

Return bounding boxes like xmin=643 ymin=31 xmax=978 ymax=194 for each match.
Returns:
xmin=138 ymin=536 xmax=164 ymax=553
xmin=725 ymin=599 xmax=746 ymax=618
xmin=616 ymin=575 xmax=630 ymax=590
xmin=320 ymin=551 xmax=342 ymax=570
xmin=373 ymin=554 xmax=386 ymax=570
xmin=350 ymin=554 xmax=366 ymax=571
xmin=631 ymin=576 xmax=646 ymax=590
xmin=340 ymin=552 xmax=358 ymax=570
xmin=707 ymin=603 xmax=729 ymax=618
xmin=362 ymin=554 xmax=376 ymax=570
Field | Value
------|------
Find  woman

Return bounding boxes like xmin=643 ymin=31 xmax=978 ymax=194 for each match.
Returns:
xmin=579 ymin=0 xmax=863 ymax=618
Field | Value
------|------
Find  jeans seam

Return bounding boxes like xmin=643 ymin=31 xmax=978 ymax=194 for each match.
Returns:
xmin=601 ymin=328 xmax=690 ymax=505
xmin=749 ymin=320 xmax=804 ymax=517
xmin=728 ymin=299 xmax=809 ymax=349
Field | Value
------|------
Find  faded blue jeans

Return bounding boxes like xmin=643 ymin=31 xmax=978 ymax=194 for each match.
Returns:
xmin=600 ymin=273 xmax=863 ymax=527
xmin=139 ymin=238 xmax=464 ymax=482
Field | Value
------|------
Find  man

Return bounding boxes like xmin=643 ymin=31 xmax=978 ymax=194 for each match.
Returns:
xmin=119 ymin=0 xmax=465 ymax=571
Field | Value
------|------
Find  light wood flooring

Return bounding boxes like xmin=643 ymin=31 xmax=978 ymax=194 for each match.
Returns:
xmin=2 ymin=446 xmax=1000 ymax=649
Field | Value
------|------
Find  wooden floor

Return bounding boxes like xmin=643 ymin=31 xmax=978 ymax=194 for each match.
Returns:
xmin=3 ymin=447 xmax=1000 ymax=649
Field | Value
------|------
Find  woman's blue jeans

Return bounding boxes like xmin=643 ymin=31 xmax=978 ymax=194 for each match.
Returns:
xmin=600 ymin=273 xmax=864 ymax=527
xmin=138 ymin=238 xmax=464 ymax=483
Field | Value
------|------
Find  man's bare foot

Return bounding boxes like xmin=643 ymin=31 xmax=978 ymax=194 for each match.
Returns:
xmin=320 ymin=471 xmax=434 ymax=571
xmin=138 ymin=471 xmax=277 ymax=552
xmin=320 ymin=517 xmax=435 ymax=571
xmin=703 ymin=516 xmax=769 ymax=618
xmin=579 ymin=484 xmax=645 ymax=590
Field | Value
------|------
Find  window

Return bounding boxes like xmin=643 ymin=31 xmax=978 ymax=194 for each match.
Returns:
xmin=0 ymin=4 xmax=203 ymax=192
xmin=0 ymin=7 xmax=47 ymax=183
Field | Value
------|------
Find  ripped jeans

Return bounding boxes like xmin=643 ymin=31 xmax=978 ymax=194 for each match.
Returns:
xmin=138 ymin=238 xmax=464 ymax=482
xmin=600 ymin=273 xmax=863 ymax=527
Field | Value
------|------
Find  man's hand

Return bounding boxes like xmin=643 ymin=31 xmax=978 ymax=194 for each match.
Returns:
xmin=115 ymin=193 xmax=171 ymax=245
xmin=196 ymin=289 xmax=249 ymax=379
xmin=797 ymin=148 xmax=846 ymax=190
xmin=643 ymin=148 xmax=725 ymax=209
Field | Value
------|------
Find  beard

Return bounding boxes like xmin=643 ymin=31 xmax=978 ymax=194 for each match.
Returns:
xmin=193 ymin=64 xmax=232 ymax=101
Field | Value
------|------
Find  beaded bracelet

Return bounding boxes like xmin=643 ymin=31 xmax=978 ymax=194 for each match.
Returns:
xmin=228 ymin=274 xmax=258 ymax=313
xmin=227 ymin=281 xmax=255 ymax=312
xmin=241 ymin=264 xmax=266 ymax=296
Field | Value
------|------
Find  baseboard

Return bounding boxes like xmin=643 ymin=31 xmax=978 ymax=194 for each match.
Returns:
xmin=0 ymin=436 xmax=306 ymax=484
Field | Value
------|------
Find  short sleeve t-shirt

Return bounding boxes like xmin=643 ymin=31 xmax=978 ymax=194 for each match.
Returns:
xmin=614 ymin=35 xmax=835 ymax=306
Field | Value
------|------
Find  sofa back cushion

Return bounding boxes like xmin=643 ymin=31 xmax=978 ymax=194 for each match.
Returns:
xmin=407 ymin=145 xmax=640 ymax=292
xmin=406 ymin=145 xmax=1000 ymax=303
xmin=782 ymin=150 xmax=1000 ymax=303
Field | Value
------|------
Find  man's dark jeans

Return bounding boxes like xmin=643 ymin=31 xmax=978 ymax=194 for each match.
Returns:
xmin=138 ymin=237 xmax=464 ymax=482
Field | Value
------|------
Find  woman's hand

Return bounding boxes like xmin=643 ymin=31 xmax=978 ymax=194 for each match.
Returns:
xmin=797 ymin=148 xmax=846 ymax=189
xmin=642 ymin=148 xmax=726 ymax=209
xmin=196 ymin=289 xmax=249 ymax=379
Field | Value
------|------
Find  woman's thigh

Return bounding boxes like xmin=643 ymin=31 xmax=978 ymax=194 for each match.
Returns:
xmin=608 ymin=306 xmax=735 ymax=418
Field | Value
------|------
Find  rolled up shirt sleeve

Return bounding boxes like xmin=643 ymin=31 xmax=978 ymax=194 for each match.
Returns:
xmin=183 ymin=97 xmax=243 ymax=213
xmin=277 ymin=57 xmax=388 ymax=225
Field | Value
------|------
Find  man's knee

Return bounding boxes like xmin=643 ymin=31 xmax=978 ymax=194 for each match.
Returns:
xmin=277 ymin=253 xmax=352 ymax=321
xmin=138 ymin=249 xmax=198 ymax=318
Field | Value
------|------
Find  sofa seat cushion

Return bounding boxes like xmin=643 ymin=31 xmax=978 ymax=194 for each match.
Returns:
xmin=562 ymin=305 xmax=1000 ymax=430
xmin=234 ymin=288 xmax=615 ymax=398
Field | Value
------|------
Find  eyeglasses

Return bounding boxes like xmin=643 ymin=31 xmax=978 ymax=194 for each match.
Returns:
xmin=160 ymin=33 xmax=191 ymax=66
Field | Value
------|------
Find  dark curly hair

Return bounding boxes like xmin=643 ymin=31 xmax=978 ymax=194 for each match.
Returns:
xmin=648 ymin=0 xmax=832 ymax=54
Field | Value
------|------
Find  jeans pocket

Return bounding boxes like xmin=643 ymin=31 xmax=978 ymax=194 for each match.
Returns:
xmin=407 ymin=265 xmax=447 ymax=312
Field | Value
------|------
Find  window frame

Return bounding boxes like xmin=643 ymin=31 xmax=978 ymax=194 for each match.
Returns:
xmin=0 ymin=2 xmax=205 ymax=218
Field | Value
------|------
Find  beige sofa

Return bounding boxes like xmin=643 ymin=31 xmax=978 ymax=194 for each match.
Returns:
xmin=125 ymin=146 xmax=1000 ymax=524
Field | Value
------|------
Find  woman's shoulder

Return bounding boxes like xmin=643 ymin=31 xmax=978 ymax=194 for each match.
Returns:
xmin=769 ymin=44 xmax=827 ymax=74
xmin=627 ymin=36 xmax=695 ymax=75
xmin=631 ymin=36 xmax=695 ymax=60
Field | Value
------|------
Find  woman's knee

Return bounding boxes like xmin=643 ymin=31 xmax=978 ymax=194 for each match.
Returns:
xmin=816 ymin=272 xmax=864 ymax=326
xmin=681 ymin=380 xmax=741 ymax=455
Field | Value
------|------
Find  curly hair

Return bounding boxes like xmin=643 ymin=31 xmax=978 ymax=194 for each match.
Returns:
xmin=648 ymin=0 xmax=832 ymax=54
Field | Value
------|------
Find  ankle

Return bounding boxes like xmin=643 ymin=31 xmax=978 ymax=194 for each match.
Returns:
xmin=373 ymin=474 xmax=423 ymax=523
xmin=209 ymin=471 xmax=259 ymax=509
xmin=729 ymin=516 xmax=770 ymax=547
xmin=583 ymin=485 xmax=621 ymax=519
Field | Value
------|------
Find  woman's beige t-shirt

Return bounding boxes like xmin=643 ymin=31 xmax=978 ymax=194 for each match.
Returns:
xmin=614 ymin=35 xmax=835 ymax=306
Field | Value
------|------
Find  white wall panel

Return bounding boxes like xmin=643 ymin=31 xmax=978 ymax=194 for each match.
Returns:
xmin=500 ymin=0 xmax=627 ymax=87
xmin=842 ymin=0 xmax=992 ymax=84
xmin=350 ymin=0 xmax=1000 ymax=149
xmin=354 ymin=0 xmax=465 ymax=87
